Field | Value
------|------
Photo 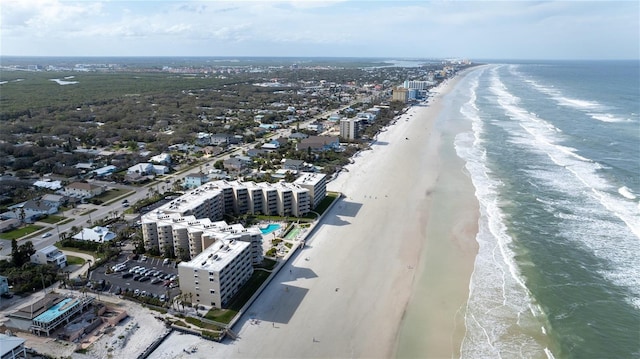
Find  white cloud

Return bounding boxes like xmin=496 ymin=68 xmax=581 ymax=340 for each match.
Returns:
xmin=1 ymin=0 xmax=638 ymax=59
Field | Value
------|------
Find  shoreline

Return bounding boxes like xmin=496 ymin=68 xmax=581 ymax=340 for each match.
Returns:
xmin=147 ymin=70 xmax=480 ymax=358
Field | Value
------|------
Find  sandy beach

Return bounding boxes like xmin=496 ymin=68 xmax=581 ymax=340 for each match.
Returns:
xmin=148 ymin=70 xmax=480 ymax=359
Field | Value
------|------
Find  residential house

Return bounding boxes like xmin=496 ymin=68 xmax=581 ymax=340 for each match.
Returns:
xmin=223 ymin=157 xmax=249 ymax=172
xmin=127 ymin=163 xmax=168 ymax=176
xmin=306 ymin=121 xmax=324 ymax=132
xmin=63 ymin=182 xmax=105 ymax=199
xmin=288 ymin=132 xmax=309 ymax=141
xmin=296 ymin=136 xmax=341 ymax=152
xmin=40 ymin=194 xmax=67 ymax=208
xmin=0 ymin=334 xmax=27 ymax=359
xmin=184 ymin=172 xmax=209 ymax=189
xmin=0 ymin=218 xmax=20 ymax=233
xmin=149 ymin=153 xmax=171 ymax=165
xmin=92 ymin=165 xmax=117 ymax=177
xmin=196 ymin=132 xmax=212 ymax=146
xmin=201 ymin=146 xmax=224 ymax=157
xmin=246 ymin=149 xmax=266 ymax=158
xmin=33 ymin=179 xmax=62 ymax=191
xmin=74 ymin=162 xmax=95 ymax=171
xmin=261 ymin=140 xmax=281 ymax=151
xmin=282 ymin=159 xmax=312 ymax=172
xmin=211 ymin=133 xmax=233 ymax=146
xmin=72 ymin=226 xmax=116 ymax=243
xmin=30 ymin=245 xmax=67 ymax=268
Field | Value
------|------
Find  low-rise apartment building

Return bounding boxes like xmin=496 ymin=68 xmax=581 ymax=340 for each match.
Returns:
xmin=178 ymin=238 xmax=254 ymax=309
xmin=294 ymin=172 xmax=327 ymax=210
xmin=142 ymin=213 xmax=263 ymax=264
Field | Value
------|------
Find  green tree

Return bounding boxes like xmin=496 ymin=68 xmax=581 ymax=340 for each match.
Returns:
xmin=11 ymin=240 xmax=36 ymax=267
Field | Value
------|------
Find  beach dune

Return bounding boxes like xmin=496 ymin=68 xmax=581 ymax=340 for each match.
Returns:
xmin=149 ymin=71 xmax=479 ymax=359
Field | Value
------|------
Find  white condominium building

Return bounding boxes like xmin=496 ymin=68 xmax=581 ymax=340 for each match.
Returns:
xmin=294 ymin=172 xmax=327 ymax=209
xmin=178 ymin=238 xmax=253 ymax=309
xmin=256 ymin=182 xmax=279 ymax=215
xmin=403 ymin=80 xmax=435 ymax=90
xmin=276 ymin=182 xmax=310 ymax=217
xmin=142 ymin=213 xmax=263 ymax=264
xmin=142 ymin=179 xmax=316 ymax=230
xmin=159 ymin=183 xmax=226 ymax=220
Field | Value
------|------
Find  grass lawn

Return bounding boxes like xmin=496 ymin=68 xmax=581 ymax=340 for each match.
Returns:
xmin=205 ymin=309 xmax=238 ymax=324
xmin=0 ymin=225 xmax=44 ymax=240
xmin=314 ymin=192 xmax=340 ymax=215
xmin=39 ymin=215 xmax=66 ymax=224
xmin=205 ymin=270 xmax=271 ymax=324
xmin=95 ymin=188 xmax=133 ymax=203
xmin=66 ymin=255 xmax=85 ymax=266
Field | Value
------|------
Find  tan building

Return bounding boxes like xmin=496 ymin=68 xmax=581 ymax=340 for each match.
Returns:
xmin=392 ymin=86 xmax=409 ymax=103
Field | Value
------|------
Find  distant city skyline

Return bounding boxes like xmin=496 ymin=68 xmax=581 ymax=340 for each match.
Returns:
xmin=1 ymin=0 xmax=638 ymax=60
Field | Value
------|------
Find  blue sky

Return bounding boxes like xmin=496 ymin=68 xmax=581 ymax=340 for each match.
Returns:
xmin=1 ymin=1 xmax=638 ymax=59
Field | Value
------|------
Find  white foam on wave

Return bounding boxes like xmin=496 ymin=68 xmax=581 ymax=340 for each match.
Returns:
xmin=619 ymin=186 xmax=637 ymax=200
xmin=589 ymin=113 xmax=631 ymax=123
xmin=457 ymin=66 xmax=548 ymax=358
xmin=490 ymin=69 xmax=640 ymax=309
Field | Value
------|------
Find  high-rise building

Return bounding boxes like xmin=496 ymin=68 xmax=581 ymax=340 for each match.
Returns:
xmin=340 ymin=118 xmax=360 ymax=140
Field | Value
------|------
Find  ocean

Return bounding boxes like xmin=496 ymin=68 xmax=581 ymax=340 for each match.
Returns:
xmin=455 ymin=61 xmax=640 ymax=358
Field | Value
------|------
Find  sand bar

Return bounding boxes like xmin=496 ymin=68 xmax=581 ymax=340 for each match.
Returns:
xmin=149 ymin=69 xmax=480 ymax=359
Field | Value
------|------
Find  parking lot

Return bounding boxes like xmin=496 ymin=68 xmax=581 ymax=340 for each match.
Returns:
xmin=90 ymin=253 xmax=181 ymax=302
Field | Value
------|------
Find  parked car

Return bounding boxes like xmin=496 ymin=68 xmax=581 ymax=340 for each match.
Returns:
xmin=122 ymin=272 xmax=133 ymax=279
xmin=134 ymin=289 xmax=140 ymax=296
xmin=139 ymin=276 xmax=150 ymax=282
xmin=151 ymin=277 xmax=162 ymax=284
xmin=133 ymin=275 xmax=142 ymax=281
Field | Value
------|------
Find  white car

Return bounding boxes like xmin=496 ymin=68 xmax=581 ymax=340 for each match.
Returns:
xmin=41 ymin=232 xmax=52 ymax=238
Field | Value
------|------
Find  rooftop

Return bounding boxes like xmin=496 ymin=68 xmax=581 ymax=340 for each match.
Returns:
xmin=179 ymin=237 xmax=250 ymax=272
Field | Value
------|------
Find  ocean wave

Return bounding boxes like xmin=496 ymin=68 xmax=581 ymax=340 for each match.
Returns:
xmin=456 ymin=66 xmax=549 ymax=358
xmin=490 ymin=72 xmax=640 ymax=239
xmin=489 ymin=66 xmax=640 ymax=312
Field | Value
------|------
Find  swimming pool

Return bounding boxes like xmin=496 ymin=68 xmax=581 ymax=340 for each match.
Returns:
xmin=260 ymin=223 xmax=280 ymax=235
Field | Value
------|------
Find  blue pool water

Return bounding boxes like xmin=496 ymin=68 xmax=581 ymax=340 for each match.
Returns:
xmin=33 ymin=298 xmax=73 ymax=323
xmin=260 ymin=223 xmax=280 ymax=235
